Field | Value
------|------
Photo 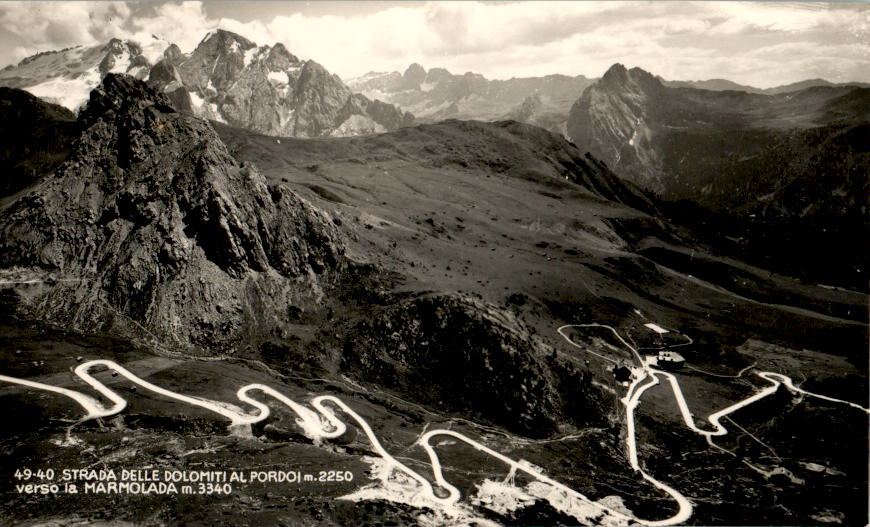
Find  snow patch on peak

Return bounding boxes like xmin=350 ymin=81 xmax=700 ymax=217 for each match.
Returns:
xmin=267 ymin=71 xmax=288 ymax=85
xmin=26 ymin=68 xmax=101 ymax=111
xmin=419 ymin=81 xmax=437 ymax=92
xmin=209 ymin=102 xmax=226 ymax=123
xmin=628 ymin=117 xmax=642 ymax=147
xmin=201 ymin=30 xmax=218 ymax=43
xmin=106 ymin=49 xmax=132 ymax=74
xmin=188 ymin=89 xmax=205 ymax=110
xmin=244 ymin=46 xmax=262 ymax=67
xmin=268 ymin=70 xmax=291 ymax=98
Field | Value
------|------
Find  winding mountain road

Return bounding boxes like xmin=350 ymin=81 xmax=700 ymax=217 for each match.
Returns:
xmin=558 ymin=323 xmax=869 ymax=525
xmin=2 ymin=325 xmax=867 ymax=526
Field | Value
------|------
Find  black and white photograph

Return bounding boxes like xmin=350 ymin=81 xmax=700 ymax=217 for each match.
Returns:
xmin=0 ymin=1 xmax=867 ymax=526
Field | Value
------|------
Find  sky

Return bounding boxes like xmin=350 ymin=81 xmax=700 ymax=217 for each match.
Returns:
xmin=0 ymin=1 xmax=867 ymax=88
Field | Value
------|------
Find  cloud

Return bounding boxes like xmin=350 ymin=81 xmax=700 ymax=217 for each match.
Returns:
xmin=0 ymin=1 xmax=866 ymax=88
xmin=0 ymin=2 xmax=132 ymax=54
xmin=128 ymin=2 xmax=216 ymax=52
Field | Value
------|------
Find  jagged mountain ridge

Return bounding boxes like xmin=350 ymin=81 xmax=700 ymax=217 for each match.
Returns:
xmin=0 ymin=39 xmax=155 ymax=109
xmin=0 ymin=30 xmax=413 ymax=138
xmin=152 ymin=29 xmax=413 ymax=137
xmin=566 ymin=63 xmax=870 ymax=219
xmin=348 ymin=63 xmax=593 ymax=132
xmin=0 ymin=74 xmax=346 ymax=351
xmin=0 ymin=76 xmax=648 ymax=437
xmin=1 ymin=75 xmax=868 ymax=527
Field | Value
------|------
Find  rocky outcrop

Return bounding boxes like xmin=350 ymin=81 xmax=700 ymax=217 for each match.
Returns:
xmin=145 ymin=60 xmax=192 ymax=113
xmin=334 ymin=93 xmax=414 ymax=136
xmin=0 ymin=74 xmax=345 ymax=351
xmin=340 ymin=293 xmax=609 ymax=437
xmin=566 ymin=64 xmax=666 ymax=191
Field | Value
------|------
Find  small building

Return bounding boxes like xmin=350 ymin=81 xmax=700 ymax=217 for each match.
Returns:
xmin=613 ymin=365 xmax=632 ymax=383
xmin=655 ymin=350 xmax=686 ymax=371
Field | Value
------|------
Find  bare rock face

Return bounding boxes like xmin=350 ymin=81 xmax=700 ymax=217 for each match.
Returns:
xmin=506 ymin=94 xmax=545 ymax=123
xmin=162 ymin=43 xmax=184 ymax=66
xmin=566 ymin=63 xmax=870 ymax=219
xmin=402 ymin=63 xmax=427 ymax=89
xmin=147 ymin=29 xmax=413 ymax=138
xmin=566 ymin=64 xmax=665 ymax=192
xmin=334 ymin=93 xmax=414 ymax=136
xmin=177 ymin=30 xmax=257 ymax=92
xmin=98 ymin=39 xmax=147 ymax=77
xmin=146 ymin=60 xmax=192 ymax=114
xmin=0 ymin=74 xmax=345 ymax=352
xmin=348 ymin=63 xmax=593 ymax=127
xmin=0 ymin=30 xmax=411 ymax=138
xmin=340 ymin=293 xmax=609 ymax=437
xmin=290 ymin=60 xmax=353 ymax=137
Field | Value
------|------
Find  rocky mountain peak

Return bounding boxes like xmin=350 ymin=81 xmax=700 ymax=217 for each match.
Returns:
xmin=199 ymin=28 xmax=257 ymax=53
xmin=600 ymin=63 xmax=628 ymax=85
xmin=98 ymin=38 xmax=148 ymax=77
xmin=0 ymin=74 xmax=346 ymax=350
xmin=403 ymin=62 xmax=427 ymax=87
xmin=0 ymin=30 xmax=412 ymax=139
xmin=425 ymin=67 xmax=452 ymax=85
xmin=299 ymin=59 xmax=332 ymax=81
xmin=506 ymin=93 xmax=545 ymax=122
xmin=102 ymin=38 xmax=141 ymax=56
xmin=268 ymin=42 xmax=299 ymax=65
xmin=81 ymin=72 xmax=175 ymax=126
xmin=599 ymin=63 xmax=661 ymax=93
xmin=348 ymin=64 xmax=595 ymax=133
xmin=568 ymin=61 xmax=870 ymax=228
xmin=627 ymin=66 xmax=662 ymax=90
xmin=163 ymin=43 xmax=183 ymax=65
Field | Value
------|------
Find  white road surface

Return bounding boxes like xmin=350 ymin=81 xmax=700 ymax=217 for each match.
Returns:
xmin=2 ymin=326 xmax=867 ymax=526
xmin=558 ymin=323 xmax=869 ymax=526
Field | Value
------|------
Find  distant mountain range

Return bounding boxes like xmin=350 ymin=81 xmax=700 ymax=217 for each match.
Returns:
xmin=566 ymin=64 xmax=869 ymax=220
xmin=347 ymin=63 xmax=594 ymax=134
xmin=3 ymin=33 xmax=866 ymax=143
xmin=1 ymin=34 xmax=867 ymax=229
xmin=1 ymin=63 xmax=868 ymax=527
xmin=0 ymin=30 xmax=413 ymax=138
xmin=348 ymin=63 xmax=869 ymax=134
xmin=661 ymin=77 xmax=870 ymax=95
